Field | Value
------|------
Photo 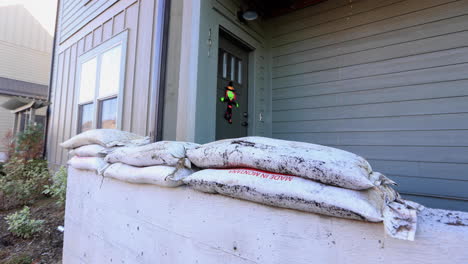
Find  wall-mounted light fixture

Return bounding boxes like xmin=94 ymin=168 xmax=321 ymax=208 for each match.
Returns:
xmin=237 ymin=8 xmax=258 ymax=23
xmin=242 ymin=8 xmax=258 ymax=20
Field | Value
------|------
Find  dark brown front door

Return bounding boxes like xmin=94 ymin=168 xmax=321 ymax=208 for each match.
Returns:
xmin=216 ymin=32 xmax=250 ymax=140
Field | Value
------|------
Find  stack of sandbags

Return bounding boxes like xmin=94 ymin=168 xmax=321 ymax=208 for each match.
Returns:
xmin=184 ymin=136 xmax=420 ymax=241
xmin=61 ymin=129 xmax=150 ymax=173
xmin=62 ymin=129 xmax=199 ymax=188
xmin=61 ymin=129 xmax=150 ymax=149
xmin=102 ymin=141 xmax=199 ymax=187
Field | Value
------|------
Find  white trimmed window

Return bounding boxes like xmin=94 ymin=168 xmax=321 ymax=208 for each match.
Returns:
xmin=76 ymin=31 xmax=127 ymax=133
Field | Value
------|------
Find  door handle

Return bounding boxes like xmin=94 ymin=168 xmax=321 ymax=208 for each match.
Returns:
xmin=241 ymin=121 xmax=248 ymax=127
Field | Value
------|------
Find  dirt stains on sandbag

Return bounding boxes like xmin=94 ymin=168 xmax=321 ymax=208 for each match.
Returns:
xmin=105 ymin=141 xmax=199 ymax=168
xmin=187 ymin=137 xmax=385 ymax=190
xmin=184 ymin=168 xmax=419 ymax=240
xmin=189 ymin=179 xmax=367 ymax=221
xmin=231 ymin=140 xmax=256 ymax=148
xmin=443 ymin=214 xmax=468 ymax=226
xmin=183 ymin=168 xmax=384 ymax=222
xmin=61 ymin=129 xmax=150 ymax=149
xmin=445 ymin=220 xmax=467 ymax=226
xmin=103 ymin=163 xmax=193 ymax=187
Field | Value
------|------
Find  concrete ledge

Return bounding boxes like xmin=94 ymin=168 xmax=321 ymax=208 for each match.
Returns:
xmin=63 ymin=168 xmax=468 ymax=264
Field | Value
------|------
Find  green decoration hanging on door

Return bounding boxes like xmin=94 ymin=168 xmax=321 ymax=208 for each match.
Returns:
xmin=220 ymin=81 xmax=239 ymax=124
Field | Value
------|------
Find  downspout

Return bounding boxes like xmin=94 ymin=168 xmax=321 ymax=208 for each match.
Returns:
xmin=43 ymin=0 xmax=61 ymax=158
xmin=150 ymin=0 xmax=171 ymax=141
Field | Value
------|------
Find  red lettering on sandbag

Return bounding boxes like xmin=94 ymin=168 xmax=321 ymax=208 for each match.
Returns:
xmin=225 ymin=168 xmax=296 ymax=182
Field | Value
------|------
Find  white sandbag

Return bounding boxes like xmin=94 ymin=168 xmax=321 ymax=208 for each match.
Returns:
xmin=105 ymin=141 xmax=199 ymax=168
xmin=67 ymin=156 xmax=108 ymax=173
xmin=103 ymin=163 xmax=193 ymax=187
xmin=383 ymin=201 xmax=419 ymax=241
xmin=187 ymin=137 xmax=392 ymax=190
xmin=61 ymin=129 xmax=150 ymax=149
xmin=183 ymin=168 xmax=418 ymax=240
xmin=69 ymin=144 xmax=110 ymax=157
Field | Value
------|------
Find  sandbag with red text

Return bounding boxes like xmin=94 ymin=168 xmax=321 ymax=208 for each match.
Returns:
xmin=183 ymin=168 xmax=418 ymax=241
xmin=186 ymin=137 xmax=393 ymax=190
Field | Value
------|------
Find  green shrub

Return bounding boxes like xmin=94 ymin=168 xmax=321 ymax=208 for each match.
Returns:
xmin=0 ymin=158 xmax=50 ymax=205
xmin=4 ymin=254 xmax=33 ymax=264
xmin=15 ymin=124 xmax=44 ymax=160
xmin=2 ymin=129 xmax=16 ymax=160
xmin=5 ymin=206 xmax=44 ymax=239
xmin=43 ymin=166 xmax=67 ymax=205
xmin=0 ymin=163 xmax=5 ymax=176
xmin=0 ymin=125 xmax=50 ymax=208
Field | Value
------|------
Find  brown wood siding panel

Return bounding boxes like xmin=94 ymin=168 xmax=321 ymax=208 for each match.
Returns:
xmin=93 ymin=26 xmax=103 ymax=47
xmin=102 ymin=18 xmax=113 ymax=41
xmin=49 ymin=52 xmax=65 ymax=167
xmin=122 ymin=3 xmax=138 ymax=131
xmin=62 ymin=44 xmax=78 ymax=164
xmin=270 ymin=0 xmax=468 ymax=210
xmin=132 ymin=0 xmax=154 ymax=135
xmin=60 ymin=0 xmax=120 ymax=42
xmin=84 ymin=32 xmax=93 ymax=52
xmin=49 ymin=0 xmax=163 ymax=167
xmin=113 ymin=11 xmax=126 ymax=34
xmin=55 ymin=48 xmax=71 ymax=165
xmin=61 ymin=0 xmax=81 ymax=19
xmin=77 ymin=38 xmax=85 ymax=56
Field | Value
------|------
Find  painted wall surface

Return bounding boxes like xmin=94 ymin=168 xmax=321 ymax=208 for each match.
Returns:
xmin=268 ymin=0 xmax=468 ymax=211
xmin=59 ymin=0 xmax=120 ymax=42
xmin=161 ymin=0 xmax=183 ymax=141
xmin=0 ymin=95 xmax=15 ymax=152
xmin=0 ymin=5 xmax=52 ymax=85
xmin=63 ymin=168 xmax=468 ymax=264
xmin=47 ymin=0 xmax=169 ymax=169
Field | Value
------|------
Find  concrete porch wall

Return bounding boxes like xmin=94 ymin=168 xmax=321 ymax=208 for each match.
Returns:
xmin=63 ymin=168 xmax=468 ymax=264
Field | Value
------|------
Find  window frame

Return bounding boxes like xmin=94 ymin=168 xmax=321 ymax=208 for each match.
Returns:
xmin=77 ymin=102 xmax=94 ymax=133
xmin=75 ymin=30 xmax=128 ymax=133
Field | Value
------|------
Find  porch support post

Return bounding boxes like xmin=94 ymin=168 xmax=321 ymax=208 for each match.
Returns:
xmin=29 ymin=107 xmax=36 ymax=125
xmin=12 ymin=112 xmax=18 ymax=136
xmin=175 ymin=0 xmax=201 ymax=142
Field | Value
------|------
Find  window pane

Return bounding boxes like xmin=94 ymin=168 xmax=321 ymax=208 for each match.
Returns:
xmin=99 ymin=45 xmax=122 ymax=98
xmin=79 ymin=58 xmax=97 ymax=103
xmin=222 ymin=52 xmax=227 ymax=78
xmin=99 ymin=97 xmax=118 ymax=129
xmin=79 ymin=103 xmax=94 ymax=132
xmin=231 ymin=56 xmax=236 ymax=81
xmin=238 ymin=60 xmax=242 ymax=84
